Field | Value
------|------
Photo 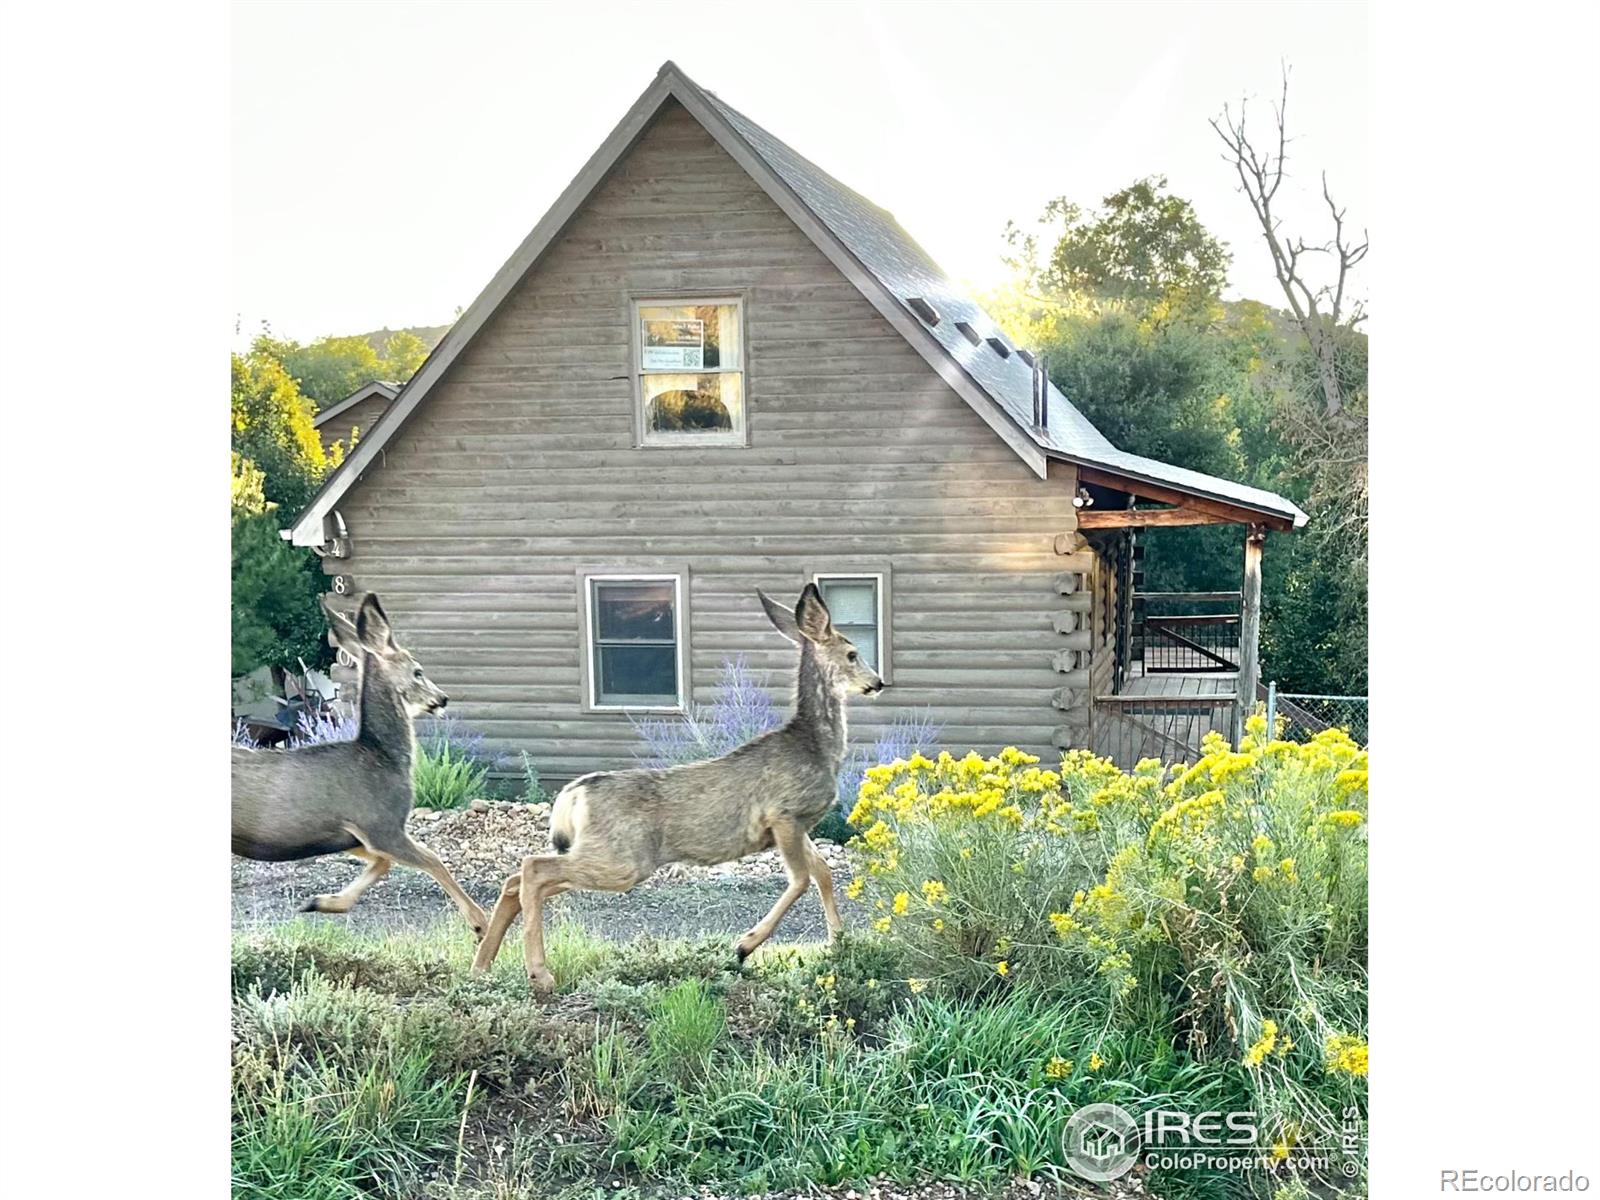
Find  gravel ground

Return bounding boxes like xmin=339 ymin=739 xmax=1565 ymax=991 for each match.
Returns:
xmin=231 ymin=799 xmax=860 ymax=942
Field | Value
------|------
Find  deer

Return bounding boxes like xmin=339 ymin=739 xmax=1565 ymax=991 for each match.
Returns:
xmin=231 ymin=592 xmax=488 ymax=936
xmin=470 ymin=583 xmax=885 ymax=992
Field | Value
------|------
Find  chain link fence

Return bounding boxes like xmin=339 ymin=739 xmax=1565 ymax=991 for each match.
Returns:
xmin=1267 ymin=687 xmax=1369 ymax=746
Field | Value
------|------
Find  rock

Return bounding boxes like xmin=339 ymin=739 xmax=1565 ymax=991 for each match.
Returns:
xmin=469 ymin=798 xmax=490 ymax=813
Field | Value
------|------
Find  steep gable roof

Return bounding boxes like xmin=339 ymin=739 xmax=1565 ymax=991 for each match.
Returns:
xmin=312 ymin=380 xmax=399 ymax=429
xmin=287 ymin=63 xmax=1305 ymax=546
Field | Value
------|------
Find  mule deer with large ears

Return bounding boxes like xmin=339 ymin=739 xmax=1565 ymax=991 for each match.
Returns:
xmin=471 ymin=583 xmax=885 ymax=992
xmin=231 ymin=592 xmax=488 ymax=935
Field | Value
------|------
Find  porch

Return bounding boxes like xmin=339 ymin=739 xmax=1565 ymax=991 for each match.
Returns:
xmin=1091 ymin=589 xmax=1246 ymax=767
xmin=1051 ymin=461 xmax=1306 ymax=770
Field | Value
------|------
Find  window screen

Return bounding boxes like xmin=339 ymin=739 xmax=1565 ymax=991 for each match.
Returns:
xmin=816 ymin=576 xmax=879 ymax=672
xmin=589 ymin=578 xmax=679 ymax=706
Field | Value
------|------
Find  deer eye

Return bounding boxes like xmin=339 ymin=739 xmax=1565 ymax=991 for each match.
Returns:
xmin=413 ymin=667 xmax=424 ymax=680
xmin=847 ymin=651 xmax=859 ymax=664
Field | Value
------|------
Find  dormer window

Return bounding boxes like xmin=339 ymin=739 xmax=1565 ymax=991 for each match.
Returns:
xmin=633 ymin=298 xmax=746 ymax=447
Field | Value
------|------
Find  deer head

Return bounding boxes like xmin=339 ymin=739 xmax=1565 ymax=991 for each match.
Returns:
xmin=758 ymin=583 xmax=885 ymax=697
xmin=324 ymin=593 xmax=448 ymax=718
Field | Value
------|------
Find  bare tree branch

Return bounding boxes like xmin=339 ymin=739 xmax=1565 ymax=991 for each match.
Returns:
xmin=1211 ymin=64 xmax=1365 ymax=420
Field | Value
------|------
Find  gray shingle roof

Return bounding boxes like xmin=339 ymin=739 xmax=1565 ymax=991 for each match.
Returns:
xmin=286 ymin=63 xmax=1306 ymax=546
xmin=701 ymin=87 xmax=1307 ymax=529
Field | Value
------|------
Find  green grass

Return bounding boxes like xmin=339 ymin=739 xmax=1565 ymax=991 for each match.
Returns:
xmin=645 ymin=979 xmax=726 ymax=1081
xmin=232 ymin=1041 xmax=464 ymax=1200
xmin=232 ymin=919 xmax=1360 ymax=1199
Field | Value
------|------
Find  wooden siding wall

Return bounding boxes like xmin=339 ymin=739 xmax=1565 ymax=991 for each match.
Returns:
xmin=328 ymin=101 xmax=1088 ymax=781
xmin=319 ymin=393 xmax=392 ymax=457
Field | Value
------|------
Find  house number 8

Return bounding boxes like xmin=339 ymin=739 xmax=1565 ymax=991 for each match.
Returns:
xmin=332 ymin=575 xmax=348 ymax=594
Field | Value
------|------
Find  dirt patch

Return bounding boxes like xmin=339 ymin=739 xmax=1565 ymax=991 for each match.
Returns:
xmin=232 ymin=799 xmax=860 ymax=943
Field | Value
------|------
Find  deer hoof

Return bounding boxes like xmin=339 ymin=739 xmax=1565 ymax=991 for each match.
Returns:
xmin=299 ymin=896 xmax=325 ymax=913
xmin=527 ymin=966 xmax=556 ymax=995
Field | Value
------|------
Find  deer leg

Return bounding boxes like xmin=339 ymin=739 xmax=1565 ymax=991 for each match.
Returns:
xmin=735 ymin=823 xmax=812 ymax=961
xmin=470 ymin=871 xmax=523 ymax=973
xmin=300 ymin=848 xmax=392 ymax=914
xmin=804 ymin=837 xmax=844 ymax=939
xmin=520 ymin=855 xmax=563 ymax=995
xmin=372 ymin=832 xmax=489 ymax=938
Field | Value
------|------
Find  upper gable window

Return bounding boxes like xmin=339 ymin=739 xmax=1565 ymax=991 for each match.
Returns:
xmin=633 ymin=299 xmax=745 ymax=446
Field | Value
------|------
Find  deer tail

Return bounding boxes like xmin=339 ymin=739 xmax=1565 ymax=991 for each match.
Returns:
xmin=549 ymin=782 xmax=585 ymax=854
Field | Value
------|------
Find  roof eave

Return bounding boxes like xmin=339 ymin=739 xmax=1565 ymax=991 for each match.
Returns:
xmin=311 ymin=381 xmax=400 ymax=429
xmin=1056 ymin=453 xmax=1308 ymax=532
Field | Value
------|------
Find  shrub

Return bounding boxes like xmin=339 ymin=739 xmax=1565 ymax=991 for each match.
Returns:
xmin=631 ymin=655 xmax=780 ymax=767
xmin=845 ymin=717 xmax=1369 ymax=1180
xmin=412 ymin=740 xmax=489 ymax=810
xmin=418 ymin=711 xmax=496 ymax=769
xmin=821 ymin=709 xmax=943 ymax=843
xmin=518 ymin=750 xmax=550 ymax=805
xmin=289 ymin=708 xmax=358 ymax=747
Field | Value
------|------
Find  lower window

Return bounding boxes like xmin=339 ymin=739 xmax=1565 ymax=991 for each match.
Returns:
xmin=814 ymin=574 xmax=883 ymax=673
xmin=587 ymin=576 xmax=682 ymax=708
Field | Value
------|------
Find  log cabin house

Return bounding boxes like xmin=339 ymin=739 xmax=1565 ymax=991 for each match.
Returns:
xmin=284 ymin=62 xmax=1306 ymax=783
xmin=314 ymin=379 xmax=399 ymax=458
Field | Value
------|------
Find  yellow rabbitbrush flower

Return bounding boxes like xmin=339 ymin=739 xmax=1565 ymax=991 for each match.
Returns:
xmin=842 ymin=728 xmax=1366 ymax=1019
xmin=1149 ymin=789 xmax=1227 ymax=844
xmin=1322 ymin=809 xmax=1365 ymax=831
xmin=1045 ymin=1056 xmax=1073 ymax=1080
xmin=1325 ymin=1033 xmax=1369 ymax=1078
xmin=1244 ymin=1020 xmax=1279 ymax=1067
xmin=844 ymin=877 xmax=864 ymax=900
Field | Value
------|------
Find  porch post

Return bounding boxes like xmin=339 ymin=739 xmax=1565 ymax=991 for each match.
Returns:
xmin=1236 ymin=524 xmax=1266 ymax=740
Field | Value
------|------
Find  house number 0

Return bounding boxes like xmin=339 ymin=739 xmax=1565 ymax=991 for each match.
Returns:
xmin=337 ymin=649 xmax=356 ymax=668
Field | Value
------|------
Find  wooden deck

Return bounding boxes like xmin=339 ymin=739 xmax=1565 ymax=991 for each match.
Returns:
xmin=1120 ymin=662 xmax=1237 ymax=698
xmin=1091 ymin=664 xmax=1240 ymax=767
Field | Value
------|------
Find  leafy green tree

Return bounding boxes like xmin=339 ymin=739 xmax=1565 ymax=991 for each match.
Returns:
xmin=230 ymin=353 xmax=333 ymax=678
xmin=993 ymin=162 xmax=1367 ymax=694
xmin=231 ymin=453 xmax=330 ymax=676
xmin=379 ymin=329 xmax=429 ymax=381
xmin=1006 ymin=176 xmax=1231 ymax=308
xmin=231 ymin=350 xmax=331 ymax=514
xmin=251 ymin=326 xmax=439 ymax=409
xmin=270 ymin=334 xmax=384 ymax=408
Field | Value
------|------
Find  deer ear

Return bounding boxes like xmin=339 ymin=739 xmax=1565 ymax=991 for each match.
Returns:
xmin=757 ymin=589 xmax=802 ymax=645
xmin=322 ymin=595 xmax=363 ymax=657
xmin=795 ymin=582 xmax=833 ymax=643
xmin=354 ymin=593 xmax=397 ymax=654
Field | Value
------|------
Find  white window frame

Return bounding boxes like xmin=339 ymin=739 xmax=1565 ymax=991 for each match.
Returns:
xmin=630 ymin=295 xmax=748 ymax=448
xmin=811 ymin=571 xmax=892 ymax=683
xmin=581 ymin=572 xmax=688 ymax=712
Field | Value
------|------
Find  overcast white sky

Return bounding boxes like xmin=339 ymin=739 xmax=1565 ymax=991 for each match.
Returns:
xmin=232 ymin=1 xmax=1367 ymax=343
